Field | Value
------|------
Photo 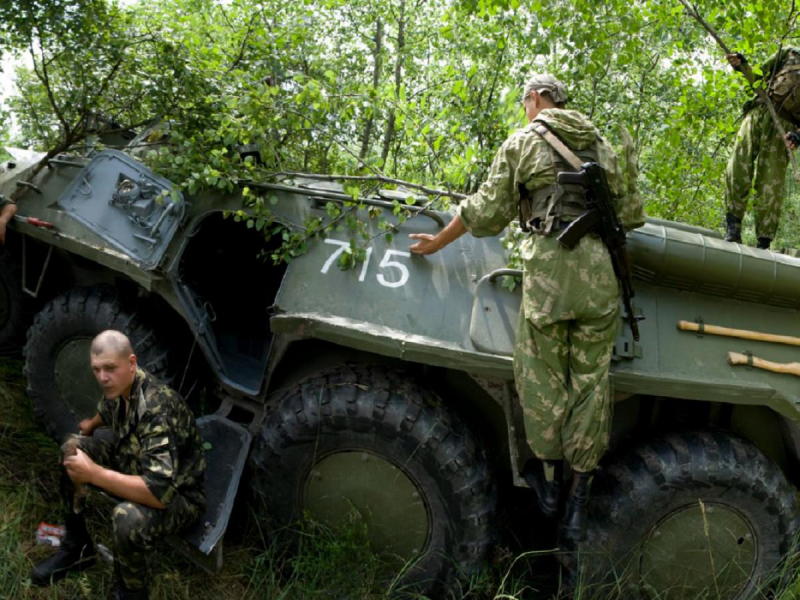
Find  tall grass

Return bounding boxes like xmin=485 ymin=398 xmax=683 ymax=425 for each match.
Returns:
xmin=2 ymin=357 xmax=800 ymax=599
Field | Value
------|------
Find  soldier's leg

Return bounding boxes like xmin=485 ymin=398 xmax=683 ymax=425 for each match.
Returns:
xmin=514 ymin=311 xmax=570 ymax=460
xmin=559 ymin=307 xmax=618 ymax=543
xmin=30 ymin=434 xmax=115 ymax=586
xmin=61 ymin=433 xmax=116 ymax=513
xmin=112 ymin=497 xmax=202 ymax=592
xmin=724 ymin=109 xmax=762 ymax=224
xmin=561 ymin=306 xmax=619 ymax=474
xmin=753 ymin=111 xmax=791 ymax=242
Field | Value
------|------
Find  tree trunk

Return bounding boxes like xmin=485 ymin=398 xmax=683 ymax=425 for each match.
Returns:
xmin=381 ymin=0 xmax=405 ymax=170
xmin=359 ymin=18 xmax=383 ymax=162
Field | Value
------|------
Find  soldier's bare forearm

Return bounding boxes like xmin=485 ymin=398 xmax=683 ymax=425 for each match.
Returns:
xmin=91 ymin=467 xmax=166 ymax=509
xmin=409 ymin=214 xmax=467 ymax=255
xmin=0 ymin=202 xmax=17 ymax=245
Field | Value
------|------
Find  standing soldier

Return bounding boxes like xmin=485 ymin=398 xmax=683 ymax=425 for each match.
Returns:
xmin=30 ymin=330 xmax=206 ymax=600
xmin=724 ymin=49 xmax=800 ymax=249
xmin=408 ymin=74 xmax=644 ymax=544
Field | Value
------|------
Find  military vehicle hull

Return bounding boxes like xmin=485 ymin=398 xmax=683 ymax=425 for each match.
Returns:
xmin=2 ymin=148 xmax=799 ymax=597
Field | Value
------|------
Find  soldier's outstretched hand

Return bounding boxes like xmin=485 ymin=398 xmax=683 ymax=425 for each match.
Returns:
xmin=785 ymin=131 xmax=800 ymax=151
xmin=409 ymin=233 xmax=442 ymax=255
xmin=726 ymin=53 xmax=743 ymax=69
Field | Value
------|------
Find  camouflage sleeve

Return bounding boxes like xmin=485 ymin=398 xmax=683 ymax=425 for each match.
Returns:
xmin=756 ymin=48 xmax=792 ymax=82
xmin=457 ymin=137 xmax=521 ymax=238
xmin=138 ymin=412 xmax=179 ymax=506
xmin=96 ymin=397 xmax=113 ymax=426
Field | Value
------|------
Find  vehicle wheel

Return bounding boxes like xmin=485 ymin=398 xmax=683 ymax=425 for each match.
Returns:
xmin=0 ymin=250 xmax=31 ymax=351
xmin=582 ymin=430 xmax=799 ymax=599
xmin=249 ymin=365 xmax=497 ymax=596
xmin=24 ymin=286 xmax=174 ymax=442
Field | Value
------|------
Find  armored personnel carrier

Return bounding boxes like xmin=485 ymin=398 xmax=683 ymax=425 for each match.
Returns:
xmin=1 ymin=143 xmax=799 ymax=598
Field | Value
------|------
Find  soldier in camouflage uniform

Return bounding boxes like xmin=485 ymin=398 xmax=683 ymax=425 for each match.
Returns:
xmin=724 ymin=50 xmax=800 ymax=249
xmin=0 ymin=194 xmax=16 ymax=245
xmin=30 ymin=330 xmax=206 ymax=600
xmin=409 ymin=74 xmax=644 ymax=543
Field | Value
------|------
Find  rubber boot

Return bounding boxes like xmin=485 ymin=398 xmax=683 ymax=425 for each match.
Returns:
xmin=757 ymin=237 xmax=772 ymax=250
xmin=522 ymin=458 xmax=561 ymax=518
xmin=724 ymin=213 xmax=742 ymax=243
xmin=561 ymin=472 xmax=593 ymax=545
xmin=30 ymin=512 xmax=96 ymax=586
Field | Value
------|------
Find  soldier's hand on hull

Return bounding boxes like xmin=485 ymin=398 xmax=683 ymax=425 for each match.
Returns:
xmin=0 ymin=201 xmax=17 ymax=246
xmin=408 ymin=233 xmax=442 ymax=255
xmin=409 ymin=214 xmax=467 ymax=256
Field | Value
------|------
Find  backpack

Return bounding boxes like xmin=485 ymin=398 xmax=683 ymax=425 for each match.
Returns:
xmin=768 ymin=49 xmax=800 ymax=121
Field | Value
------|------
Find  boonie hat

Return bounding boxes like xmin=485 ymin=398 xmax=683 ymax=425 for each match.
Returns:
xmin=523 ymin=74 xmax=568 ymax=104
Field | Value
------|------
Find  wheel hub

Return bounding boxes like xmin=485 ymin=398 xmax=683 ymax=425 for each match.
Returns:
xmin=639 ymin=501 xmax=757 ymax=599
xmin=54 ymin=338 xmax=102 ymax=421
xmin=303 ymin=450 xmax=430 ymax=564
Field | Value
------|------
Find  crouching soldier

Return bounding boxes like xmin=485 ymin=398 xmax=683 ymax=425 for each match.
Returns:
xmin=30 ymin=330 xmax=206 ymax=600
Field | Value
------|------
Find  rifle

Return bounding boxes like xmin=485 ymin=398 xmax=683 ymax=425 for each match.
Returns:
xmin=556 ymin=163 xmax=641 ymax=341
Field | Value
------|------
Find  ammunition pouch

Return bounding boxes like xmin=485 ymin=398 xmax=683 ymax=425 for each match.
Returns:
xmin=519 ymin=133 xmax=599 ymax=235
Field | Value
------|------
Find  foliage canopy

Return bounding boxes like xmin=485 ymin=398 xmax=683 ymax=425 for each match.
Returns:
xmin=2 ymin=0 xmax=800 ymax=252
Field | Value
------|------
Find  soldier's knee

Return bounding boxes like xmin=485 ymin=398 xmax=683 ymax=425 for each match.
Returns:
xmin=112 ymin=502 xmax=148 ymax=544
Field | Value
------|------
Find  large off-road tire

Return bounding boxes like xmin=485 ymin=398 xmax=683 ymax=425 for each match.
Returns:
xmin=249 ymin=365 xmax=497 ymax=596
xmin=24 ymin=286 xmax=173 ymax=442
xmin=0 ymin=250 xmax=31 ymax=351
xmin=582 ymin=430 xmax=799 ymax=599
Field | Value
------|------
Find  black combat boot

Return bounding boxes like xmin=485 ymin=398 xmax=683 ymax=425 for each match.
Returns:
xmin=522 ymin=458 xmax=561 ymax=518
xmin=30 ymin=512 xmax=96 ymax=586
xmin=112 ymin=584 xmax=149 ymax=600
xmin=757 ymin=237 xmax=772 ymax=250
xmin=724 ymin=213 xmax=742 ymax=243
xmin=561 ymin=472 xmax=593 ymax=545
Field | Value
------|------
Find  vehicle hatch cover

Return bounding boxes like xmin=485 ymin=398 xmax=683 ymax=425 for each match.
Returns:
xmin=58 ymin=150 xmax=184 ymax=269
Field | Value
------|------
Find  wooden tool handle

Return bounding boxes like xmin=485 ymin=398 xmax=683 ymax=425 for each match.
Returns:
xmin=728 ymin=352 xmax=800 ymax=377
xmin=677 ymin=320 xmax=800 ymax=347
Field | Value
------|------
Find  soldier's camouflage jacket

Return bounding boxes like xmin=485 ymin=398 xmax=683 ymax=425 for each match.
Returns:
xmin=97 ymin=368 xmax=206 ymax=510
xmin=458 ymin=108 xmax=646 ymax=328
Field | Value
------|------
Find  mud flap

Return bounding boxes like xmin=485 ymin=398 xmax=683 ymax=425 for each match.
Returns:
xmin=168 ymin=415 xmax=252 ymax=573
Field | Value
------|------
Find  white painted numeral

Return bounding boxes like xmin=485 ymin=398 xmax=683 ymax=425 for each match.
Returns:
xmin=377 ymin=250 xmax=411 ymax=288
xmin=320 ymin=239 xmax=350 ymax=274
xmin=359 ymin=247 xmax=374 ymax=282
xmin=321 ymin=240 xmax=411 ymax=289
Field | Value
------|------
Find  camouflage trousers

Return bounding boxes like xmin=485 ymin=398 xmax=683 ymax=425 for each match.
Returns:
xmin=513 ymin=234 xmax=619 ymax=473
xmin=61 ymin=433 xmax=202 ymax=591
xmin=725 ymin=105 xmax=795 ymax=240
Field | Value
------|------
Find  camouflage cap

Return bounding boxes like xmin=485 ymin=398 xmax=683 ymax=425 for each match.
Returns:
xmin=523 ymin=74 xmax=568 ymax=104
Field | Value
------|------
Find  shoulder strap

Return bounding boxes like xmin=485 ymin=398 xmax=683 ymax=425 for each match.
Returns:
xmin=532 ymin=122 xmax=583 ymax=170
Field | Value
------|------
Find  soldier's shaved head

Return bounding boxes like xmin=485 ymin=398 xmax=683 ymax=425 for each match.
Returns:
xmin=91 ymin=330 xmax=134 ymax=359
xmin=90 ymin=330 xmax=138 ymax=400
